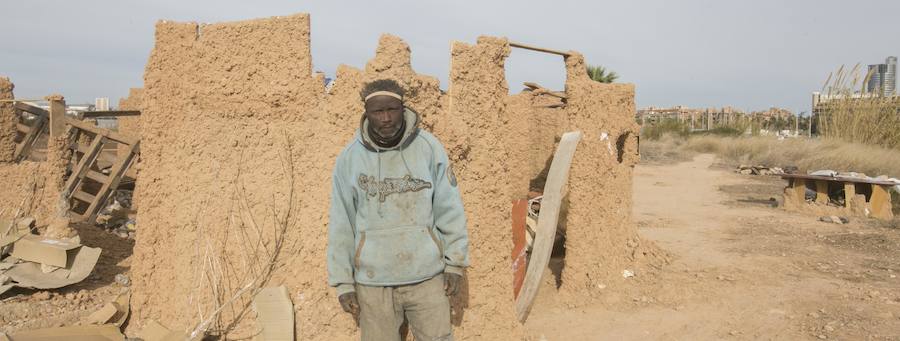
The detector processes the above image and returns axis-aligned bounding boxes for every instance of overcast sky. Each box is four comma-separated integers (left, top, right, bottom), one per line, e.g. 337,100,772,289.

1,0,898,114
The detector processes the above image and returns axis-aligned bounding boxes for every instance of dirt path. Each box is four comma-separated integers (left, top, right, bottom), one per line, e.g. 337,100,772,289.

526,154,900,340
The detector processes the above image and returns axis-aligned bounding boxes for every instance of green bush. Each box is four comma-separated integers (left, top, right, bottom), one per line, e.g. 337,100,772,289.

641,120,690,140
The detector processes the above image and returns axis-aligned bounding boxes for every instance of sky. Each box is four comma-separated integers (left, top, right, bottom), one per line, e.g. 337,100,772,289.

1,0,898,114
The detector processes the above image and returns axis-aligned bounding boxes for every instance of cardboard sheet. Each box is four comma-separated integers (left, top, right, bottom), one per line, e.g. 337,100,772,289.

136,320,186,341
10,235,81,268
252,286,294,341
4,246,101,289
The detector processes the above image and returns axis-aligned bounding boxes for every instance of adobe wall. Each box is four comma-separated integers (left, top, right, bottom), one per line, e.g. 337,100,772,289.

558,53,665,300
0,78,66,229
131,13,663,340
0,77,15,162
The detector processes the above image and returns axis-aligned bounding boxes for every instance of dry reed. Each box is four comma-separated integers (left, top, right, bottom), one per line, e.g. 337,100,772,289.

816,64,900,149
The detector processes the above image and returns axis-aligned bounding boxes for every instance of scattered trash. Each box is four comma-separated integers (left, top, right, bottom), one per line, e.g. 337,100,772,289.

818,216,850,225
737,165,784,176
5,324,124,341
253,286,294,341
622,269,635,278
84,291,130,327
10,234,82,268
1,225,101,295
115,274,131,287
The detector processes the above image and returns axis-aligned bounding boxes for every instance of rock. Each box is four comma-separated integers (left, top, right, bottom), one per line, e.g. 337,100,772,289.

33,291,51,300
818,334,827,339
824,325,835,332
818,216,849,225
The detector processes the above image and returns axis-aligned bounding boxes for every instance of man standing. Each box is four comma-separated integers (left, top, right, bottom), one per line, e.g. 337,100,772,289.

327,79,469,341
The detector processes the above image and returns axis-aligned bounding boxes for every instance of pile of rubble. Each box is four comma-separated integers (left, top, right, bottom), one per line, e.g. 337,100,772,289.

0,217,100,296
736,165,788,176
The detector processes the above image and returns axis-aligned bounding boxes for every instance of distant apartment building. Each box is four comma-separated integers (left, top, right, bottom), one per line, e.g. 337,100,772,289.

95,97,110,111
865,56,897,96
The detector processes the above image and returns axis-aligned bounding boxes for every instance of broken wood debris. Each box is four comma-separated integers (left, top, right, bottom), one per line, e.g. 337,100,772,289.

523,82,567,100
736,165,784,176
509,41,571,57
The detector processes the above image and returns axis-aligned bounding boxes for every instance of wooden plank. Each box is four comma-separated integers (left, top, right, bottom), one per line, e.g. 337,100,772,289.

523,82,567,99
72,190,96,203
82,141,138,223
780,173,897,186
13,116,47,162
815,180,829,205
81,110,141,118
511,199,529,299
843,182,855,209
63,136,105,197
16,123,30,133
64,117,137,146
85,170,110,184
14,102,49,117
515,131,582,323
869,185,894,220
509,41,571,57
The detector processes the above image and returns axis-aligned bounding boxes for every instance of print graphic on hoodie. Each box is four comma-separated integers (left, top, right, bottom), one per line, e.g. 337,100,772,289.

358,174,432,202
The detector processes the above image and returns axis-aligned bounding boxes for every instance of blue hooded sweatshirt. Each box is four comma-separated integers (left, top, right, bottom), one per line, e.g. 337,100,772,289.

327,108,469,296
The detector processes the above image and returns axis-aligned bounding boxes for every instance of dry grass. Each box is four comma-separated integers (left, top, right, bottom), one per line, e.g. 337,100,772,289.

682,135,900,178
817,64,900,149
639,134,696,164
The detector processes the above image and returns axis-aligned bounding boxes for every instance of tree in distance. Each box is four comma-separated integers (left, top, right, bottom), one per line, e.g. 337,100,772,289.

586,64,618,83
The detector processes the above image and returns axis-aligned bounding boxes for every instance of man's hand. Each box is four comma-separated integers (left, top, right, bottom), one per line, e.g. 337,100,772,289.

444,272,463,297
338,292,360,320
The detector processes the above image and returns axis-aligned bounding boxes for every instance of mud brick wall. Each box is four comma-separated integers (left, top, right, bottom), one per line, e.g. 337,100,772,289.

131,13,662,340
0,77,15,163
0,77,67,229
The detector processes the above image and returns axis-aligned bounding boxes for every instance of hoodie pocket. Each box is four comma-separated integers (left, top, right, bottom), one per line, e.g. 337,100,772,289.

356,225,445,284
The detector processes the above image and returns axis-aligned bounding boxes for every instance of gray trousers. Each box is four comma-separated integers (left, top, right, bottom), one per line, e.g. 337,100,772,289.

356,274,453,341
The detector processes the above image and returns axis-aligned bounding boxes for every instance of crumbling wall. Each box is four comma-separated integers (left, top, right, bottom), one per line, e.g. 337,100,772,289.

132,13,345,339
0,77,15,162
438,36,525,339
131,12,663,340
558,53,666,299
0,78,65,228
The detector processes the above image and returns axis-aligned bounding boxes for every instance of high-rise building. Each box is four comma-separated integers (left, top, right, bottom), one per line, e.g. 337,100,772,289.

865,56,897,96
885,56,897,96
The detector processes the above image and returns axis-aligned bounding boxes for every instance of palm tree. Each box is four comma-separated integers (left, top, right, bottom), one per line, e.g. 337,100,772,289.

586,65,618,83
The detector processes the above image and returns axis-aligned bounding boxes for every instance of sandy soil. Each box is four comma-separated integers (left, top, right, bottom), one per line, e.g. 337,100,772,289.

525,154,900,340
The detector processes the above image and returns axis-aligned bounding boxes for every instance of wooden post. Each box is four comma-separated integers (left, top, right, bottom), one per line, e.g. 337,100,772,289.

48,98,66,140
870,185,894,220
792,179,807,205
843,182,855,209
815,180,829,204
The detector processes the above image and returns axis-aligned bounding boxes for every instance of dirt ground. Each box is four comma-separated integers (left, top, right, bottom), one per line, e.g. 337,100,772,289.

525,154,900,340
3,153,900,340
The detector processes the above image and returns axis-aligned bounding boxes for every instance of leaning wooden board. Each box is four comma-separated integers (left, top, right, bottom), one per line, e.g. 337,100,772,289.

515,131,582,322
